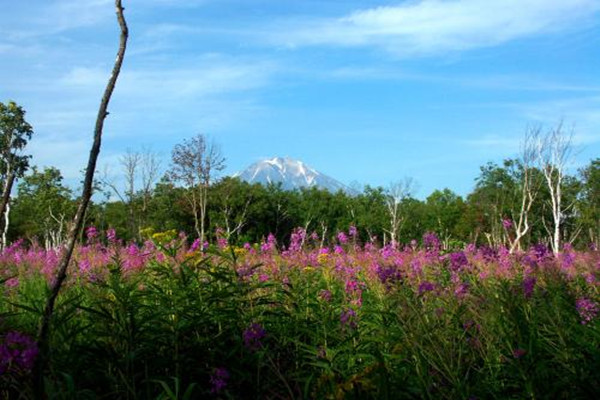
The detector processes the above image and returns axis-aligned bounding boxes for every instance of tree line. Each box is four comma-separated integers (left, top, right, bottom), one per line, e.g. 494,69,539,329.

2,100,599,253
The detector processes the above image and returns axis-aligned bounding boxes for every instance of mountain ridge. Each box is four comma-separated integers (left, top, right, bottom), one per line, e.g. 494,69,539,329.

233,157,354,194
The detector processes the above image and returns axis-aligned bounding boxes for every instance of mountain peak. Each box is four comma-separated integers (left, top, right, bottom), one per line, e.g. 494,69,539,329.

234,157,353,194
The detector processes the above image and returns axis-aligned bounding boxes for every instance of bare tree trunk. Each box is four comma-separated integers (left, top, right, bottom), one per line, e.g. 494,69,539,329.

509,128,540,253
2,201,9,249
33,1,128,395
0,169,15,249
200,183,207,243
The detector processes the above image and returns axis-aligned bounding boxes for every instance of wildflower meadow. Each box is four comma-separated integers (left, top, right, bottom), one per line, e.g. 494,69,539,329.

2,227,600,399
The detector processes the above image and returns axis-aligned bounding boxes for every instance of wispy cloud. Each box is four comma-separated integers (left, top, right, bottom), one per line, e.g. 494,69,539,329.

464,135,521,152
2,0,114,40
57,56,278,103
273,0,600,56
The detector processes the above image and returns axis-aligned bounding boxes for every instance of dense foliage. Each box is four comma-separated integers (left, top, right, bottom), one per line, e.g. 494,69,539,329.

7,155,600,252
2,229,600,398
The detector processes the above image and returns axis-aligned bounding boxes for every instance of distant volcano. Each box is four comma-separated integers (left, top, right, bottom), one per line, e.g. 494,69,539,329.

233,157,354,194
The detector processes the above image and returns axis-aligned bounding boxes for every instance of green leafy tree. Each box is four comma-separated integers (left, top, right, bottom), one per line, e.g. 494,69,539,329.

578,159,600,247
423,188,466,248
0,100,34,248
11,167,75,248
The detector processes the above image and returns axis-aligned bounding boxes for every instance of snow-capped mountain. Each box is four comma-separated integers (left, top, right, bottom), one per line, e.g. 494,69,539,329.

234,157,354,194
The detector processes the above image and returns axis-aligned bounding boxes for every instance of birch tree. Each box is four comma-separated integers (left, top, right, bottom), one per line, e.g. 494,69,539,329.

507,127,542,253
536,123,574,255
168,134,225,243
384,178,416,247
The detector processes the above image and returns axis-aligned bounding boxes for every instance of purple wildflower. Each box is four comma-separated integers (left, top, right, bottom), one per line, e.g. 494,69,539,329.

576,298,599,325
210,367,229,394
423,232,441,252
0,331,39,374
418,281,436,295
532,243,550,260
340,308,357,329
512,348,527,359
502,219,513,230
449,251,468,271
319,289,332,302
243,323,266,351
348,225,358,237
454,282,470,299
522,276,536,299
375,264,402,286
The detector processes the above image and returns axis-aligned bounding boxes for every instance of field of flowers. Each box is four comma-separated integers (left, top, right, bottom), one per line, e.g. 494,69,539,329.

2,227,600,399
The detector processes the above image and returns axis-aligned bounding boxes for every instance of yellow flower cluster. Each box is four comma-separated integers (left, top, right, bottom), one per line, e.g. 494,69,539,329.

151,229,178,245
317,253,329,264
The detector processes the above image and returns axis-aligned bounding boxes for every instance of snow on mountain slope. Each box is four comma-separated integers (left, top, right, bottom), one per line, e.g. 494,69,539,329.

234,157,354,194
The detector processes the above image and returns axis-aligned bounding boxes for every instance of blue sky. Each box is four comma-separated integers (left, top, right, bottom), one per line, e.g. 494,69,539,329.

1,0,599,198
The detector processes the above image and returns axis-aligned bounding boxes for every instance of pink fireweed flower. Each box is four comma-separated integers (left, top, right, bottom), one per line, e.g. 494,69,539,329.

337,231,348,244
345,279,362,296
261,234,277,253
454,282,470,299
364,241,377,252
106,228,117,243
85,226,98,241
502,219,513,230
4,277,19,289
288,228,306,252
576,298,599,325
190,238,201,252
78,259,91,274
217,237,228,249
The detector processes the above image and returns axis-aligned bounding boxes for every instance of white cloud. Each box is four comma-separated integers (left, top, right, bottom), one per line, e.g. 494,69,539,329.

275,0,600,56
464,135,521,152
3,0,114,40
60,67,109,88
